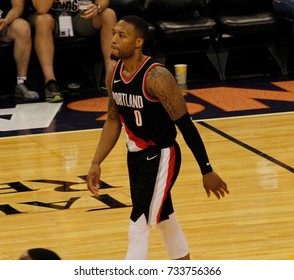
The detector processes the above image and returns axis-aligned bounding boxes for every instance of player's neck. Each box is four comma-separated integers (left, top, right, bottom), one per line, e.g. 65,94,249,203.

122,54,145,77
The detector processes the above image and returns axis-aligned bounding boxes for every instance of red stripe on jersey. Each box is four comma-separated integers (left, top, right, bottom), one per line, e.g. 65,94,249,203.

120,115,157,150
156,146,176,223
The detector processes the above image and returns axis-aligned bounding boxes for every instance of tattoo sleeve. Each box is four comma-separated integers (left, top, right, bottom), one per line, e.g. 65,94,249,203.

147,66,213,174
146,66,188,121
107,93,120,122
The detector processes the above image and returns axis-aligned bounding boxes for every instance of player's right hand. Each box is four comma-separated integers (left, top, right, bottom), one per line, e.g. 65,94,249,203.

86,163,101,196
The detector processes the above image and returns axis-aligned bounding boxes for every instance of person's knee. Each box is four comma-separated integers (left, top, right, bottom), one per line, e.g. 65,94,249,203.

155,214,190,260
104,8,116,19
128,214,150,240
99,8,117,25
91,8,117,30
126,215,151,260
34,13,55,32
7,19,31,40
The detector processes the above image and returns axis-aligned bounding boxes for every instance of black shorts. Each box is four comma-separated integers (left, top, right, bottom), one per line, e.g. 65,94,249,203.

127,142,181,225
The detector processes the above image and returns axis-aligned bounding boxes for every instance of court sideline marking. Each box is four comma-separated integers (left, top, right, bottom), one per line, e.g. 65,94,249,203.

199,121,294,173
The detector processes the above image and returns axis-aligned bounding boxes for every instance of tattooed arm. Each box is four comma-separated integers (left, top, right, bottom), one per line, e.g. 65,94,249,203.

146,65,229,199
146,65,188,121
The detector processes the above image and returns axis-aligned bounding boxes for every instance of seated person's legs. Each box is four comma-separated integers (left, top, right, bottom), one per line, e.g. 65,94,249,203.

28,13,63,103
92,8,117,72
72,7,116,72
1,18,39,102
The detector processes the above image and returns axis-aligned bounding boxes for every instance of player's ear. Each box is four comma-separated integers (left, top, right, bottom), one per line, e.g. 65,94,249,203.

136,38,144,48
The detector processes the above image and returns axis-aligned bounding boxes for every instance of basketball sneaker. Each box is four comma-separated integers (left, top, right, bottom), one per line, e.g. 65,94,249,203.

45,80,63,103
15,81,39,102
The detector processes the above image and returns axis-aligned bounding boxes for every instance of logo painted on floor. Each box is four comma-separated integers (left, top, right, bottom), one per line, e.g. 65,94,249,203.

0,179,131,216
67,81,294,119
0,102,62,132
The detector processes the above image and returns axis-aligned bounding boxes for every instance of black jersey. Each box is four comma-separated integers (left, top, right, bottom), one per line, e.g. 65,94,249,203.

111,56,177,152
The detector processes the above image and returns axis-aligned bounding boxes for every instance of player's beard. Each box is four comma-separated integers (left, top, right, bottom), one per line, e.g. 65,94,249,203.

110,48,135,61
110,54,119,61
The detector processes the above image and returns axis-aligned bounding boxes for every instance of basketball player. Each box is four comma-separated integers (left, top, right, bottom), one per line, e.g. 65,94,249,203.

86,15,229,260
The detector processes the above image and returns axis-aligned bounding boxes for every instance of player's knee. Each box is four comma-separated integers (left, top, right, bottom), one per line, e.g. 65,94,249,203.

155,214,190,259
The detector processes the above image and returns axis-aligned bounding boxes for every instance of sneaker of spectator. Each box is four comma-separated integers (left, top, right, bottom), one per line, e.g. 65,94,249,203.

45,79,63,103
15,80,39,102
0,0,37,103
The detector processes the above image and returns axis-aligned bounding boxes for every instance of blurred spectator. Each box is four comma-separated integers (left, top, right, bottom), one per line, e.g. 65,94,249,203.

0,0,39,102
27,0,117,103
19,248,61,260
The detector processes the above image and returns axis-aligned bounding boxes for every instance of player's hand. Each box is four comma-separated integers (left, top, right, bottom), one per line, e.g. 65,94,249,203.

202,171,229,199
86,163,101,196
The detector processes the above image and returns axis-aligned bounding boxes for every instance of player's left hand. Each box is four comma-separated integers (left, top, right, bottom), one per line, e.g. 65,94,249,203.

202,171,229,199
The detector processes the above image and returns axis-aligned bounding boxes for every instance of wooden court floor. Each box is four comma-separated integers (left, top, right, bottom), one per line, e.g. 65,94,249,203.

0,110,293,260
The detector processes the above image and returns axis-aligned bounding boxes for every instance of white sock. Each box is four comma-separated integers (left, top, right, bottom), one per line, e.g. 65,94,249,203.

17,77,27,85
